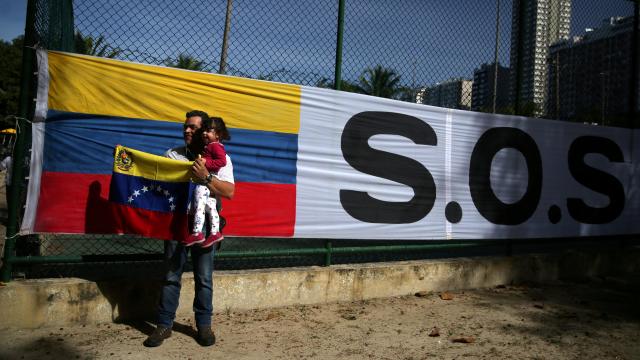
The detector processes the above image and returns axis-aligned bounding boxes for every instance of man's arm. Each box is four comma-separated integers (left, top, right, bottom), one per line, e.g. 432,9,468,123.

192,157,235,199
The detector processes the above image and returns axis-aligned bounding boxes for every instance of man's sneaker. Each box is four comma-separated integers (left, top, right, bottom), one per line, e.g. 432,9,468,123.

143,326,172,347
200,232,224,248
196,326,216,346
183,232,205,246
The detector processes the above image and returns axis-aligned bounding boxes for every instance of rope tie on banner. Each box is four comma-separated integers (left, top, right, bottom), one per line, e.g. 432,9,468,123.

4,232,22,241
24,40,40,51
10,116,33,137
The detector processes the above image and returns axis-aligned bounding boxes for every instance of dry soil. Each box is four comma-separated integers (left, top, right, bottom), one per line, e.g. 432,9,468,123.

0,279,638,360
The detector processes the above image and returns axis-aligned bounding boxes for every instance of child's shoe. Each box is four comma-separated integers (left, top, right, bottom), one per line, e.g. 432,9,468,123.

183,232,205,246
201,232,224,248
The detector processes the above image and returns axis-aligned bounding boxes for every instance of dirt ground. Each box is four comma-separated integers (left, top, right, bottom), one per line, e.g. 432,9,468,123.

0,279,638,360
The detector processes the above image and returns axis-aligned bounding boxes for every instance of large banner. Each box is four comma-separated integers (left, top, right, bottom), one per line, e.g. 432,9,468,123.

22,50,640,240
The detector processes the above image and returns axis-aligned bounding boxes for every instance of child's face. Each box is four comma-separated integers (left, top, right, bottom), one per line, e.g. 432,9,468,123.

202,128,219,144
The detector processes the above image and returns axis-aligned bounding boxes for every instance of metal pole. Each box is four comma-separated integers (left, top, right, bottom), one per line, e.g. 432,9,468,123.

492,0,501,113
630,0,639,129
513,0,524,115
601,72,606,125
324,240,332,266
333,0,345,90
556,52,560,119
218,0,233,74
1,0,37,282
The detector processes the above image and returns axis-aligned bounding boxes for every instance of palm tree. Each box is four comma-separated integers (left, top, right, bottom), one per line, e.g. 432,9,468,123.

315,77,359,93
74,32,122,58
355,65,402,98
164,54,204,71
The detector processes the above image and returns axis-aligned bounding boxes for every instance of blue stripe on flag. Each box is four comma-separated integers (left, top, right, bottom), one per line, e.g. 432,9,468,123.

108,172,194,213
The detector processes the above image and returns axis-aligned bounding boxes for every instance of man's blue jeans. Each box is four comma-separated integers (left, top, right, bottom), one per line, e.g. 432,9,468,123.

157,240,214,328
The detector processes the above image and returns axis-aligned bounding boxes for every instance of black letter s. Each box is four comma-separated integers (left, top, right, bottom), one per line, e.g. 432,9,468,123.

567,136,625,224
340,112,436,223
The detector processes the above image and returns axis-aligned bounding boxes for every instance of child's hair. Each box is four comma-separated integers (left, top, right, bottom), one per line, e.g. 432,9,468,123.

202,116,231,141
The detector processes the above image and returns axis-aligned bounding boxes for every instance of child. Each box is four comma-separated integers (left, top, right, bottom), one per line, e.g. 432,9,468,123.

184,116,231,248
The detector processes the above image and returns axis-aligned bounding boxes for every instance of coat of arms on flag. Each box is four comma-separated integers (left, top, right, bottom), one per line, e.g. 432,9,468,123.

108,145,195,241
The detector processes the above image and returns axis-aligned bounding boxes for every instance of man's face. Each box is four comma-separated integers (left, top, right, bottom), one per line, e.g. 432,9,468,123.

183,116,203,146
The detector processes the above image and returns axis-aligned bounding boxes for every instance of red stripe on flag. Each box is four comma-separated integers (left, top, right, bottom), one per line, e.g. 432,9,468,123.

34,172,112,233
110,204,189,242
214,182,296,237
34,172,296,238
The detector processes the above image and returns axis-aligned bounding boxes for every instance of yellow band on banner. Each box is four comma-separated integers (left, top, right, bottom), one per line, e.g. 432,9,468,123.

48,51,301,134
113,145,192,182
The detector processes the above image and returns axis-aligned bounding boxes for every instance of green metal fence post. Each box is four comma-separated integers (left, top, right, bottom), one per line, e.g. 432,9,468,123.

512,0,524,115
219,0,233,74
325,240,332,266
325,0,345,265
333,0,345,90
629,0,639,130
1,0,37,283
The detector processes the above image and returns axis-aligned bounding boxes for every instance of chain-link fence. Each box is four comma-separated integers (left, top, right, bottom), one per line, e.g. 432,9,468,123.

2,0,639,280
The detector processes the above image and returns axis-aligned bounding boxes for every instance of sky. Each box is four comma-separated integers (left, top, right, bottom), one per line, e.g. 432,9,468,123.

0,0,27,41
0,0,635,87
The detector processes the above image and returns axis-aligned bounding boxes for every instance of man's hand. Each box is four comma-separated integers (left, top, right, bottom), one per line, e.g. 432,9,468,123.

192,156,209,182
192,157,235,199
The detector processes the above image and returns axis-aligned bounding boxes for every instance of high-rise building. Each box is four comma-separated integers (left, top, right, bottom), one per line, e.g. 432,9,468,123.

510,0,572,115
417,78,473,110
547,16,634,124
471,62,511,112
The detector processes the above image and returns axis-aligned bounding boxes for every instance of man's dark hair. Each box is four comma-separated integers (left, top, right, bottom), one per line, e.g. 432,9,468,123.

185,110,210,122
202,116,231,141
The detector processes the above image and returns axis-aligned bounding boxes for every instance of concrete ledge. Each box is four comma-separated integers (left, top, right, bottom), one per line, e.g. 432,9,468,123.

1,249,638,329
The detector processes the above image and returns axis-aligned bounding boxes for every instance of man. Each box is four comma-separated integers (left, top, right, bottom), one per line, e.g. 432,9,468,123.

144,110,235,347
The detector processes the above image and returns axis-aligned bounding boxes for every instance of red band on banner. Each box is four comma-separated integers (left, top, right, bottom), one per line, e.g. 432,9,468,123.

34,172,295,238
34,172,113,234
221,182,296,237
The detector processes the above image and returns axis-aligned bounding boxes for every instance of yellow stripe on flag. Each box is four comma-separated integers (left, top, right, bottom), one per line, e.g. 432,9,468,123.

113,145,192,182
48,51,301,134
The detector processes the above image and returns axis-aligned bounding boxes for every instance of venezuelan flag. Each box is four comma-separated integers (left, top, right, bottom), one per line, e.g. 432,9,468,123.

22,50,299,238
109,145,194,241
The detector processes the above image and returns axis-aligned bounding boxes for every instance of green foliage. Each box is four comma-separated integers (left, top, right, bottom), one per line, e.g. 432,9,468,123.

0,36,23,129
74,32,122,58
394,86,418,102
315,77,359,93
164,54,204,71
355,65,401,98
517,102,541,117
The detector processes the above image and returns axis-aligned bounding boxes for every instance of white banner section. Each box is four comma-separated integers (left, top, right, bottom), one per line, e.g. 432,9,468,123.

294,87,638,239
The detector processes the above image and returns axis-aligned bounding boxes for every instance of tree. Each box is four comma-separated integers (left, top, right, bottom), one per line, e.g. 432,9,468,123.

355,65,402,98
394,85,419,102
0,36,23,129
164,54,204,71
74,32,122,58
315,77,359,93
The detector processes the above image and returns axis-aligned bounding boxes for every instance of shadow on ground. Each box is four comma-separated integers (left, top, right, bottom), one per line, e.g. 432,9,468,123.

0,337,83,359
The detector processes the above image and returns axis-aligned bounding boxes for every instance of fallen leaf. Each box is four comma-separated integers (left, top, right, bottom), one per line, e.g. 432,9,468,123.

451,336,475,343
440,292,454,300
428,327,440,337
